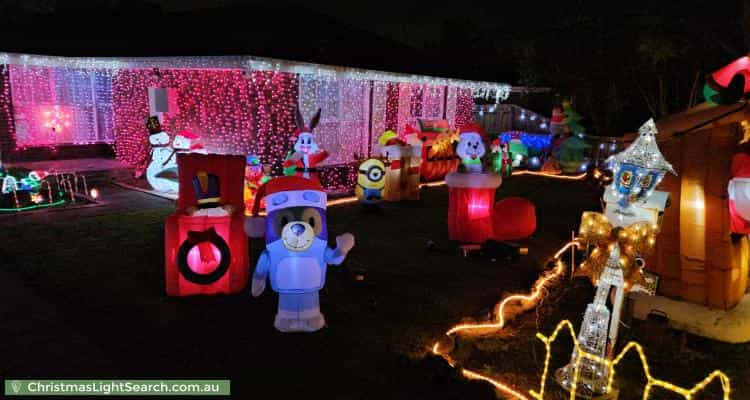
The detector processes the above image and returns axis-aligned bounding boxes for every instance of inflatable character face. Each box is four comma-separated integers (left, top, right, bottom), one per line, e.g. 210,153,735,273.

267,206,328,251
456,132,486,161
149,131,170,146
357,158,386,191
294,132,319,155
293,107,322,156
172,134,191,150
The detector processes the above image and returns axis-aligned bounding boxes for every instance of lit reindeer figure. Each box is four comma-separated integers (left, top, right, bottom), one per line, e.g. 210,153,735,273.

283,108,329,180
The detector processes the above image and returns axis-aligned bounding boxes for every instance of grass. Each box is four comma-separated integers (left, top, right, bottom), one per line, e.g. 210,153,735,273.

0,175,746,399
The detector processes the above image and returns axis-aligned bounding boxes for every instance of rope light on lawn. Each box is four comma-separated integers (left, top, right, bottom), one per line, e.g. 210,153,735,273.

432,239,732,400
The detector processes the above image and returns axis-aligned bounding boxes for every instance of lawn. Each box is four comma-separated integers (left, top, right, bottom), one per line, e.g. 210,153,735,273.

0,175,746,399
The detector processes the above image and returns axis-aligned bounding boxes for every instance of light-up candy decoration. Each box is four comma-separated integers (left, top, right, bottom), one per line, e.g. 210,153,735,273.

606,118,676,209
42,105,72,133
283,108,329,181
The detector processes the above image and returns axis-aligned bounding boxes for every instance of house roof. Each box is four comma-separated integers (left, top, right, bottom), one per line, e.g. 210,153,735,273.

619,102,750,143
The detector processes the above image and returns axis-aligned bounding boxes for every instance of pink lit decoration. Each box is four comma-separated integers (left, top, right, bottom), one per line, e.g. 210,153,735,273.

41,105,72,133
318,163,359,192
467,196,491,219
370,81,389,154
113,69,298,176
186,243,223,275
446,172,502,244
445,86,458,126
8,65,114,148
454,88,474,127
0,65,15,151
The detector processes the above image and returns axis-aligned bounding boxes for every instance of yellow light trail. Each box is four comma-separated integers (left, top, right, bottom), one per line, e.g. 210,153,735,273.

432,239,733,400
529,320,732,400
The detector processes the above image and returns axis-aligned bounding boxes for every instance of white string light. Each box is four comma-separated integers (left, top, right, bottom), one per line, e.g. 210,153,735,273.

0,52,514,101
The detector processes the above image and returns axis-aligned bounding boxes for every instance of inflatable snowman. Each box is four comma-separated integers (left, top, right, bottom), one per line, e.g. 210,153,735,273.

146,128,179,193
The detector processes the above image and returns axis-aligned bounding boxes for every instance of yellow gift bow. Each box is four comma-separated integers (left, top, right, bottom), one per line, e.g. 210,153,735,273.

576,211,659,289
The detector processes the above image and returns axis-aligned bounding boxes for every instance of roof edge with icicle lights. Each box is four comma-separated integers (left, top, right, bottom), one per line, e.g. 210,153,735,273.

0,52,543,103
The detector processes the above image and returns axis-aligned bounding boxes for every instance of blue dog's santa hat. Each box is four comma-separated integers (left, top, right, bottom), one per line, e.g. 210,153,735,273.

244,176,327,238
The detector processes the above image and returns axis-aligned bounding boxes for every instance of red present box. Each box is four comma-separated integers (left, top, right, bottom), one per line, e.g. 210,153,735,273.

165,154,249,296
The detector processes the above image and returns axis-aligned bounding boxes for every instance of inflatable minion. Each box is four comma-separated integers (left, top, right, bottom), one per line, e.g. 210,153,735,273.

355,158,386,205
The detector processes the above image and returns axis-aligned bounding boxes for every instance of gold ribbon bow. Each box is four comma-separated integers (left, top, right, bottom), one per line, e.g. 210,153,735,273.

576,212,659,289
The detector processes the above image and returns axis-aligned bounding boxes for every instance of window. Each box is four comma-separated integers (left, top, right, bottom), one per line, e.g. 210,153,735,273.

9,65,114,147
298,75,371,165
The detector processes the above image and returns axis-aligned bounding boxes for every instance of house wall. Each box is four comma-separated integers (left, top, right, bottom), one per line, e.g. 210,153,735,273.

653,121,749,309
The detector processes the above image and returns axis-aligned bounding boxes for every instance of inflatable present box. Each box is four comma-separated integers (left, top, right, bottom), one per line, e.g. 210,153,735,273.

164,154,250,296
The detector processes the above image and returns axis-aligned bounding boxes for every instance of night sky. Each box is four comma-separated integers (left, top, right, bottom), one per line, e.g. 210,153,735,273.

1,0,747,133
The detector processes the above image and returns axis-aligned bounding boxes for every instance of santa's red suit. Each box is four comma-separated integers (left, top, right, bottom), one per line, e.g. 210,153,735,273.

729,153,750,234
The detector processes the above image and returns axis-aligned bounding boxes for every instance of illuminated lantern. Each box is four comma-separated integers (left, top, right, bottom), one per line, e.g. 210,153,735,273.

605,119,676,210
244,176,355,332
164,154,249,296
728,153,750,234
446,172,502,243
355,158,386,205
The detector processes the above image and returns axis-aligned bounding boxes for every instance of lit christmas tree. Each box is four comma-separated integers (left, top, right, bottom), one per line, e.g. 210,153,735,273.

562,100,585,135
